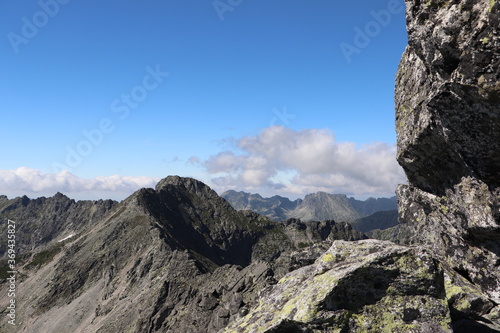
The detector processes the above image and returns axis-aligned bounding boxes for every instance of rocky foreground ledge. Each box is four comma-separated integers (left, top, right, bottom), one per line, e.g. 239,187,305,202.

222,239,451,332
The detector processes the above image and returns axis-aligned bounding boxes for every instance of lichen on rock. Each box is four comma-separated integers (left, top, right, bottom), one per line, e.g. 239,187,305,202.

220,240,452,333
394,0,500,330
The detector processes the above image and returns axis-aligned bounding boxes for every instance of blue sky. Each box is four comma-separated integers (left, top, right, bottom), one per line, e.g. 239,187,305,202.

0,0,408,200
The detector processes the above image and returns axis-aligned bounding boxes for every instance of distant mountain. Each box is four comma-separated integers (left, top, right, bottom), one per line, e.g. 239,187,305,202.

350,210,399,233
347,196,399,217
222,190,397,223
220,191,300,221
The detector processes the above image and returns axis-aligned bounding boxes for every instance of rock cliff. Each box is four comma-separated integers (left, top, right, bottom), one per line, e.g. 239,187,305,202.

395,0,500,330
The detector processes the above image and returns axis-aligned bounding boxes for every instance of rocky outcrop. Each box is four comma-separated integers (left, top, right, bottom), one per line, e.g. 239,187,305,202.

396,0,499,194
223,240,500,332
395,0,500,330
221,239,452,333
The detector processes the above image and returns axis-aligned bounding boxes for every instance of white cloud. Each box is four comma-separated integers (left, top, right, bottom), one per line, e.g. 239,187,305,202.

203,126,406,198
0,167,159,201
0,127,407,201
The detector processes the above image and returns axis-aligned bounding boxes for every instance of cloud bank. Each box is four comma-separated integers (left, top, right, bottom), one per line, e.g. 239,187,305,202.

0,167,159,201
201,126,406,198
0,127,406,201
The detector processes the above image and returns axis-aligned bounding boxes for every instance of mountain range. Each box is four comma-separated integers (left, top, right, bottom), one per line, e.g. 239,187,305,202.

221,190,398,223
0,176,367,332
1,0,499,331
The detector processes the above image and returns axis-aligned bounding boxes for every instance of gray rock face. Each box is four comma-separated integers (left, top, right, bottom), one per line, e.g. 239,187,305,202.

0,193,117,258
395,0,500,330
397,180,500,301
396,0,499,194
221,239,452,333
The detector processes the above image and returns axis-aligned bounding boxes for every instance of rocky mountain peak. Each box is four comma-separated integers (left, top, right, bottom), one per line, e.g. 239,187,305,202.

303,191,347,202
53,191,70,199
0,194,118,259
156,175,207,192
222,190,397,224
154,175,226,206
